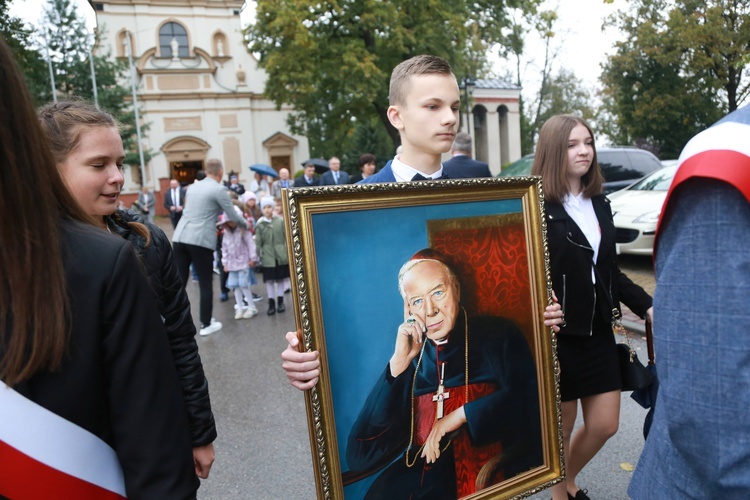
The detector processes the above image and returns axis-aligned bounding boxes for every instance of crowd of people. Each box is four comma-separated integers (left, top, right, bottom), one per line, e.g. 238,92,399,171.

2,29,748,499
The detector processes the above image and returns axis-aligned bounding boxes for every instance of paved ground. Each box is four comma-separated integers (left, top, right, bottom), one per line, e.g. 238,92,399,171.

153,217,655,499
617,254,655,336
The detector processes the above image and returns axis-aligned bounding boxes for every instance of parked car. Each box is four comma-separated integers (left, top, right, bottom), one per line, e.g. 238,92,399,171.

498,147,663,194
500,154,534,176
607,164,678,256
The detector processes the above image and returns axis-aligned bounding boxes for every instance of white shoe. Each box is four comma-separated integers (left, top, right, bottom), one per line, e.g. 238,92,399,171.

235,309,244,320
199,321,222,336
243,307,258,319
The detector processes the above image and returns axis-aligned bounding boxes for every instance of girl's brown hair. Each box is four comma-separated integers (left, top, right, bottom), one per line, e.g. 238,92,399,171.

531,114,604,203
38,100,151,245
0,39,92,385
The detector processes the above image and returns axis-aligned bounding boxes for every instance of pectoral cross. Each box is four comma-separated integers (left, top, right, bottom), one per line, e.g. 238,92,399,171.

432,363,450,420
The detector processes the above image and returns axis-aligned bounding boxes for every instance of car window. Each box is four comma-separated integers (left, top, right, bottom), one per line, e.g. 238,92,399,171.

629,165,678,191
598,151,633,182
627,151,662,177
498,155,534,176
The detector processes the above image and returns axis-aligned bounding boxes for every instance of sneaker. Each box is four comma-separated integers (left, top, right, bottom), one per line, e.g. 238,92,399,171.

199,321,222,336
220,292,229,302
243,307,258,319
252,293,263,302
235,309,244,320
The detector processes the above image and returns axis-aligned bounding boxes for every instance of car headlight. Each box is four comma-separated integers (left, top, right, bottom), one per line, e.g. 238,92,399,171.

632,211,661,224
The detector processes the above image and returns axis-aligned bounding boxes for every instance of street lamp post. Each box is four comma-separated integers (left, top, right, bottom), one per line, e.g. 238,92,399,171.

461,76,476,148
124,34,147,187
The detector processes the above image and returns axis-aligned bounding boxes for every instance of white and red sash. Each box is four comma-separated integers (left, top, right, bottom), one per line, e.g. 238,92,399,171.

0,382,126,499
656,110,750,252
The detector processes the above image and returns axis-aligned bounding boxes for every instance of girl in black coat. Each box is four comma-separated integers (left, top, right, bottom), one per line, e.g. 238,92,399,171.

38,100,217,478
532,115,653,500
0,38,197,498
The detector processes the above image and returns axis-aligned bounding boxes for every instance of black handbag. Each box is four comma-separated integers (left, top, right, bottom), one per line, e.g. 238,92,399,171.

587,251,653,392
617,341,652,392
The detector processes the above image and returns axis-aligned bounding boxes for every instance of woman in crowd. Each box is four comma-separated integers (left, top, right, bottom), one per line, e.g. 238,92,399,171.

532,115,653,500
38,100,217,479
0,37,198,497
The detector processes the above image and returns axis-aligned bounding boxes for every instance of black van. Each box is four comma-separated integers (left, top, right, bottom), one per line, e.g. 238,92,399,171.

498,146,662,194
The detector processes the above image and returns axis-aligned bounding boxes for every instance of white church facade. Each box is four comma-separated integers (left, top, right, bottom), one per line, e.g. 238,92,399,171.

89,0,310,214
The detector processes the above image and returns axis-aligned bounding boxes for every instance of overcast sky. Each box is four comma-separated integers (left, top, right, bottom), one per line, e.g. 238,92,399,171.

11,0,624,96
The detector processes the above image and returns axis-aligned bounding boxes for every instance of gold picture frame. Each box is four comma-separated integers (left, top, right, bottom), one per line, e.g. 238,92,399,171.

282,177,563,499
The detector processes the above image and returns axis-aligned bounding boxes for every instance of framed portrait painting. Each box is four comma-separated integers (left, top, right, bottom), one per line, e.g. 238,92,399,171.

282,177,563,499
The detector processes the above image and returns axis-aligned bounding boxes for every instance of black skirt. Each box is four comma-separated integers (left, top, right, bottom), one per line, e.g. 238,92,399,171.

556,307,621,401
262,263,290,282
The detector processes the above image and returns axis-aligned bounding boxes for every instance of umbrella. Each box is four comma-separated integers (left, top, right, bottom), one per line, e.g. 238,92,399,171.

302,158,329,174
249,163,279,179
631,320,658,439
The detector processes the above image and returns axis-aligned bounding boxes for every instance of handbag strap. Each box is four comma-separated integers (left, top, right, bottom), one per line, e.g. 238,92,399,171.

585,251,637,356
645,319,655,366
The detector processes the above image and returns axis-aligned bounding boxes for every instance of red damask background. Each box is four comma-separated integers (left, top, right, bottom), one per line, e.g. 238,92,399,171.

428,215,535,351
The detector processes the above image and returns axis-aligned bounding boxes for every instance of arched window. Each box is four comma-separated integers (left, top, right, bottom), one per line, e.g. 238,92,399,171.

159,22,189,58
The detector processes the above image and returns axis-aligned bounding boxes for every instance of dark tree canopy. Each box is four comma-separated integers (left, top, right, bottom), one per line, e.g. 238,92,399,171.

600,0,743,158
245,0,541,159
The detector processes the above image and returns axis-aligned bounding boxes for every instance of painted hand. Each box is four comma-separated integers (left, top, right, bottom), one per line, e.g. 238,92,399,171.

421,406,466,463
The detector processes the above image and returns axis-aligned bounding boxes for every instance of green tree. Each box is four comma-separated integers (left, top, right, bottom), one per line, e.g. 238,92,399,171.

245,0,541,156
600,0,737,158
501,7,594,155
536,70,596,127
0,0,50,104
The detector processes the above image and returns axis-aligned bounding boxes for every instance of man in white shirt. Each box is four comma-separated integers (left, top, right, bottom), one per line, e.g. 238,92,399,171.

163,179,186,228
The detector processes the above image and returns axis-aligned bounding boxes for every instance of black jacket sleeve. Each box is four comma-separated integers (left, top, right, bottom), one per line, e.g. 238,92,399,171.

149,225,217,447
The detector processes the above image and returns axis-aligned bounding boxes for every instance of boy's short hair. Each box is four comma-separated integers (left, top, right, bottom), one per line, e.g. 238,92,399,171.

389,55,455,106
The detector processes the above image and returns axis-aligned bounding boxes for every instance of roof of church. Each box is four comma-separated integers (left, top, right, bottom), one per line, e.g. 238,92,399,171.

473,78,521,91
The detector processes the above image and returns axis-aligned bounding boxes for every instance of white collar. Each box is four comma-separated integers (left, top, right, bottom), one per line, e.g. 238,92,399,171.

391,155,444,182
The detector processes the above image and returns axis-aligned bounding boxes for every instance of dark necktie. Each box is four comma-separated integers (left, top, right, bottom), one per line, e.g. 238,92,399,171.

411,172,450,181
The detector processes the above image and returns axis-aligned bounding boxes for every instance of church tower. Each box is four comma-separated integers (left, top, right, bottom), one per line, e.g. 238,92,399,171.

89,0,309,211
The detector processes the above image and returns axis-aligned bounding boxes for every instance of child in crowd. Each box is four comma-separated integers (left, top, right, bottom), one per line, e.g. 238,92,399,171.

219,206,259,320
273,197,284,217
255,196,290,315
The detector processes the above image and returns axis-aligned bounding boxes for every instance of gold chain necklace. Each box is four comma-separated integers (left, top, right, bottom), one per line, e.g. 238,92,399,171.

405,307,469,467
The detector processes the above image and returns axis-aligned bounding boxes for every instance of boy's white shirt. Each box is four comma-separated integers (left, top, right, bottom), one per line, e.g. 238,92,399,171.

391,154,444,182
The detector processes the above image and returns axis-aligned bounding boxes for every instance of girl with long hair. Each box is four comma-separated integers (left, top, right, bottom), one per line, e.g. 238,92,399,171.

532,115,653,500
38,99,217,478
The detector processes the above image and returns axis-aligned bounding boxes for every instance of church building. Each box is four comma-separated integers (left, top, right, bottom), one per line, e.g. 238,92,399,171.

89,0,310,214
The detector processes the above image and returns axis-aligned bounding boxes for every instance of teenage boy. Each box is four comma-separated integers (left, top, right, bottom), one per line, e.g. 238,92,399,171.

360,55,460,183
281,54,462,387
